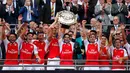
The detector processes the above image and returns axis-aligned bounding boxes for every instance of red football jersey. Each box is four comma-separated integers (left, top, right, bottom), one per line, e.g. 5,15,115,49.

99,47,109,65
5,42,19,65
20,42,35,64
33,40,46,64
60,43,73,65
47,38,59,58
86,43,99,65
112,49,125,69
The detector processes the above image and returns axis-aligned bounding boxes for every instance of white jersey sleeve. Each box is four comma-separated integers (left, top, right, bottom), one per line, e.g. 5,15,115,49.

16,37,23,50
33,44,38,54
84,39,89,51
96,39,101,52
3,38,9,51
109,45,114,56
59,40,63,53
123,49,128,57
44,40,49,52
124,43,130,56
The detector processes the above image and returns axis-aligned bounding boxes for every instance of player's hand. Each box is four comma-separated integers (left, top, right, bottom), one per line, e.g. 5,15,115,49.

120,24,126,30
118,57,123,64
82,20,87,26
37,57,41,63
110,28,115,34
18,14,23,21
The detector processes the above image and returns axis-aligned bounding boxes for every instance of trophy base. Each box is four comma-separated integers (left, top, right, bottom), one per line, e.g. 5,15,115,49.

61,24,70,29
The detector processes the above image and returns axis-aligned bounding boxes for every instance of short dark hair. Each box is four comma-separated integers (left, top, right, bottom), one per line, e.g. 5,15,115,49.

114,39,121,43
7,33,17,40
68,31,74,34
37,32,44,35
90,30,97,35
63,33,70,38
27,32,34,36
89,34,96,38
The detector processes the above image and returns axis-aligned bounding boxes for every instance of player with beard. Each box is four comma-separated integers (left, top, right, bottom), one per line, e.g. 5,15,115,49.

1,23,24,70
32,32,48,70
109,28,128,70
18,32,41,70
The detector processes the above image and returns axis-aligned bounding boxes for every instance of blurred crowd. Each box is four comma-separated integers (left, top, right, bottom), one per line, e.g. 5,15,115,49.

0,0,130,71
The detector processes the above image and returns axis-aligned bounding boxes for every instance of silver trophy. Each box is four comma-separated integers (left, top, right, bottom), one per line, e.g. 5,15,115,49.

57,10,77,26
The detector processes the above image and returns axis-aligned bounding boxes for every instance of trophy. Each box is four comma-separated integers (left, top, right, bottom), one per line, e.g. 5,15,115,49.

57,10,77,28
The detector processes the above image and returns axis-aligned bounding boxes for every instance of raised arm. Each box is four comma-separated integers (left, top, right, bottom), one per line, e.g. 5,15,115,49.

120,24,127,44
82,20,87,40
18,23,28,40
109,28,114,46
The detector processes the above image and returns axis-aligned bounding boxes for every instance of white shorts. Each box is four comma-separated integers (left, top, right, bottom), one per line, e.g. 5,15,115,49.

57,67,75,70
112,68,126,70
84,67,100,70
47,58,60,70
2,66,18,70
100,67,111,70
32,64,45,70
18,64,32,70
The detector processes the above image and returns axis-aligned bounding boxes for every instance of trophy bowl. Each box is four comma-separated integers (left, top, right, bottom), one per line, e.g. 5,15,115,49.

58,10,77,26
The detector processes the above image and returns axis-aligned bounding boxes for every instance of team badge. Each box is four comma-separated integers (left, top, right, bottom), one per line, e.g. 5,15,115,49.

30,46,33,48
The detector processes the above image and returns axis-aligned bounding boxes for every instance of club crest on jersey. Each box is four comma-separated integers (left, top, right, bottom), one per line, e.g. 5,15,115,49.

30,46,33,48
121,50,123,53
14,43,17,46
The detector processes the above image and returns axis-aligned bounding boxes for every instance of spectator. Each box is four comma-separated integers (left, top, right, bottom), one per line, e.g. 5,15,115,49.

111,0,128,23
107,16,120,38
43,24,49,40
38,0,45,23
19,0,38,23
72,0,82,19
2,0,18,24
43,0,62,24
86,18,97,30
125,0,130,24
106,0,114,23
78,0,93,23
63,0,78,14
95,0,111,25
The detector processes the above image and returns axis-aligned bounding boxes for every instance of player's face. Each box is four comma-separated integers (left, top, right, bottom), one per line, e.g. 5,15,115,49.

101,36,106,45
121,40,124,47
64,35,70,43
38,33,44,40
9,34,16,42
114,33,120,39
115,40,121,49
89,34,96,43
68,32,73,39
51,0,56,2
27,34,33,40
107,0,112,3
84,0,88,3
